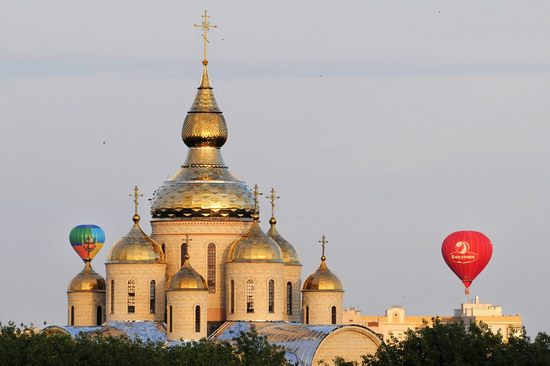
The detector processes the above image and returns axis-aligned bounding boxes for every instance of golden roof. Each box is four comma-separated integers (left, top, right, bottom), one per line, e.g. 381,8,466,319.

107,215,165,264
166,255,208,291
228,221,283,263
302,257,344,292
67,261,106,292
150,61,254,220
267,217,301,265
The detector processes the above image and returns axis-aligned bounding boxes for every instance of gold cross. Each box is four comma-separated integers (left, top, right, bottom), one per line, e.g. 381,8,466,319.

253,184,263,214
182,233,193,247
266,188,280,218
319,235,328,257
194,10,217,63
130,186,143,216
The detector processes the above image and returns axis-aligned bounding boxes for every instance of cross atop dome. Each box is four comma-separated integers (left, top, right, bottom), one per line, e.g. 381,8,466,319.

130,185,143,223
194,10,217,65
319,235,328,260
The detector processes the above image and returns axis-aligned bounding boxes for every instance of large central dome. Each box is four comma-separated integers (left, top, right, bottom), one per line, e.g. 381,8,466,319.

151,62,254,219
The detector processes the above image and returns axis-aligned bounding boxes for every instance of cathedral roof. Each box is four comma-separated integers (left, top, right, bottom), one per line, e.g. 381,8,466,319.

303,256,344,292
228,221,283,263
267,217,301,265
150,60,254,220
107,214,165,264
67,260,105,292
166,255,208,291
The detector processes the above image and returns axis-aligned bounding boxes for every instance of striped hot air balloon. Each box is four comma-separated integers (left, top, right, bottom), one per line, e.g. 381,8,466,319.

69,224,105,262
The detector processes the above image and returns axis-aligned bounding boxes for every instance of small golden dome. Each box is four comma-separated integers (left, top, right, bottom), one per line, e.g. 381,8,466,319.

166,255,208,291
228,221,283,263
107,217,165,264
303,258,344,292
67,261,106,292
267,221,301,265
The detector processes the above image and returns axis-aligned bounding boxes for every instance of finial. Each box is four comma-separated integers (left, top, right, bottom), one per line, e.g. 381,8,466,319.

252,184,262,221
182,234,193,261
266,188,280,226
319,235,328,261
130,186,143,223
194,10,217,65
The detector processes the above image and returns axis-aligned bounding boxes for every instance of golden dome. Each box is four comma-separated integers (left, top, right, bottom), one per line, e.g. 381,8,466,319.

228,221,283,263
166,255,208,291
303,257,344,292
67,261,106,292
150,62,254,220
107,215,165,263
267,218,301,265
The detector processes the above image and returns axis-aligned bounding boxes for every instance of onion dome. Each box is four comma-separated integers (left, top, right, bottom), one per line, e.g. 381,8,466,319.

166,254,208,291
267,217,301,265
107,213,165,264
150,59,254,219
67,261,106,292
303,256,344,292
228,221,283,263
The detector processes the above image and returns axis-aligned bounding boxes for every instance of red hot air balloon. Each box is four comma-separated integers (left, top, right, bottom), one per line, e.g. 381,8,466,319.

441,231,493,294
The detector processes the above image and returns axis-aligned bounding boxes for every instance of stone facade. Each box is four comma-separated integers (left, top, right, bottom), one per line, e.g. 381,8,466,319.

151,219,251,322
283,264,302,322
166,289,208,341
105,263,166,322
312,326,381,366
302,291,344,325
67,291,105,327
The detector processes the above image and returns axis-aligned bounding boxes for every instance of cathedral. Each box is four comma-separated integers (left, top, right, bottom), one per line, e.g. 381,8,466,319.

57,11,382,366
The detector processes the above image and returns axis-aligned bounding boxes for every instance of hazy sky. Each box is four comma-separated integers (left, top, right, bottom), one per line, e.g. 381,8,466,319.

1,1,549,335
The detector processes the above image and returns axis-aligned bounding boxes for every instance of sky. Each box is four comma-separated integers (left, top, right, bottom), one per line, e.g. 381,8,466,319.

1,1,549,335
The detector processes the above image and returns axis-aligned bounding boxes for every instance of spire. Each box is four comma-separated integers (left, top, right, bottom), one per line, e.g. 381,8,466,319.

252,184,262,221
266,188,280,227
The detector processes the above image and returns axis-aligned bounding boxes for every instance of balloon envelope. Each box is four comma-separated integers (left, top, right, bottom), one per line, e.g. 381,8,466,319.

69,224,105,262
441,231,493,294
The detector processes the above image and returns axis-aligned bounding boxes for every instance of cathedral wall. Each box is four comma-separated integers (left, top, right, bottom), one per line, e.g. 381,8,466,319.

67,291,105,326
225,262,284,321
150,219,251,322
283,264,302,322
166,290,208,341
302,291,344,325
312,327,381,366
105,263,166,322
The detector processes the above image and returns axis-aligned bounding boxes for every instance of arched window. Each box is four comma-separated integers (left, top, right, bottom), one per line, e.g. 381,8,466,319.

127,280,136,313
96,306,102,326
230,280,235,314
331,306,337,324
286,282,292,315
207,243,216,293
180,242,188,267
169,305,173,332
70,306,74,326
149,280,156,314
246,280,255,313
110,280,115,314
305,306,309,324
195,305,201,333
268,280,275,313
161,243,166,255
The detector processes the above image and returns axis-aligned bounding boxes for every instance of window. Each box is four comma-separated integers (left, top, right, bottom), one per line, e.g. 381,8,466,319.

246,280,255,313
127,280,136,313
110,280,115,314
230,280,235,314
207,243,216,293
305,306,309,324
161,243,166,255
70,306,74,326
96,306,102,326
181,243,188,267
268,280,275,313
331,306,337,324
286,282,292,315
169,305,173,332
149,280,156,314
195,305,201,333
